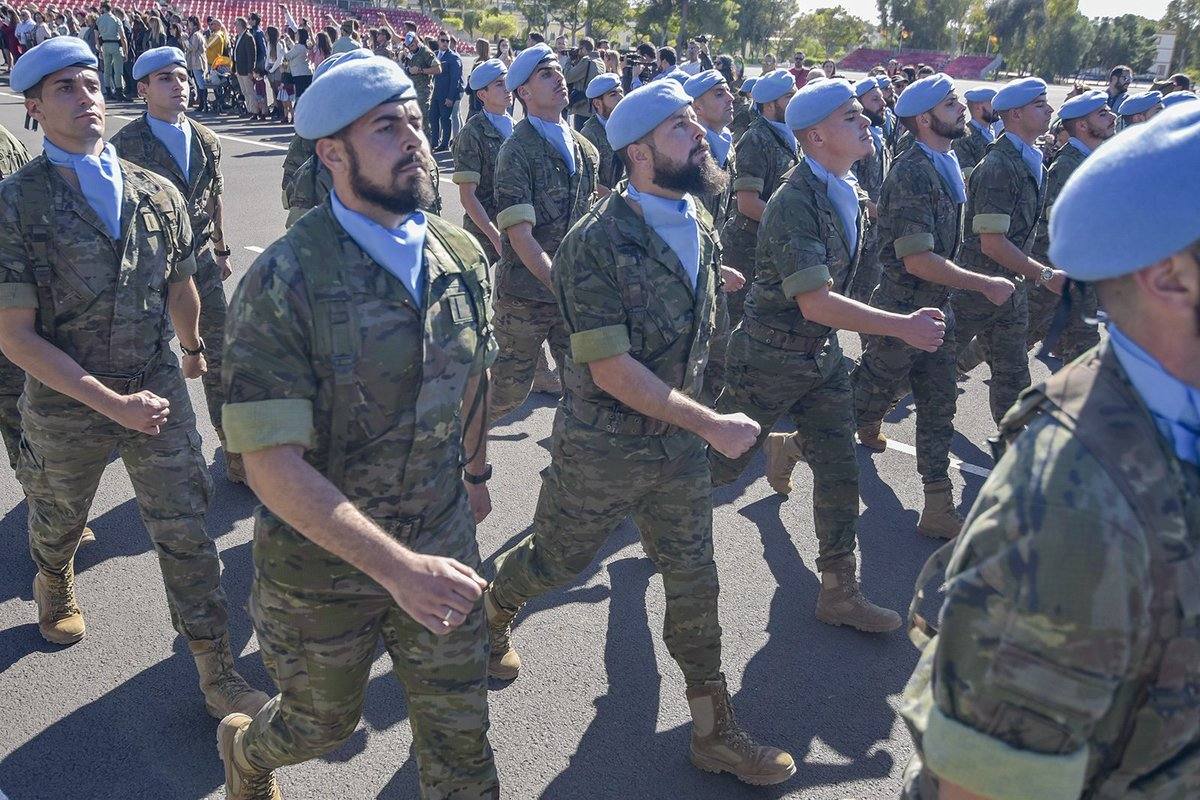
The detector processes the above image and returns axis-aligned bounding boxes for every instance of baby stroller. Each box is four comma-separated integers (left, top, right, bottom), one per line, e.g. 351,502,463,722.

207,62,245,116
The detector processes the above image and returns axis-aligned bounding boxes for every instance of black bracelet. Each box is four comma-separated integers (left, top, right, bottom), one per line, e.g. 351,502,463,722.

181,337,206,356
463,463,492,484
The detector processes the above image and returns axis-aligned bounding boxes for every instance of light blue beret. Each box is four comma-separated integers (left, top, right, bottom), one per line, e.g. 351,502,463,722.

1118,90,1163,116
752,69,796,104
133,46,186,81
877,75,892,90
506,43,556,91
894,73,954,117
992,77,1047,112
1057,89,1107,120
606,79,692,151
1049,104,1200,280
586,72,621,99
1162,91,1199,108
295,55,417,140
659,67,691,86
684,69,726,99
468,58,507,91
785,78,855,130
854,77,877,98
963,87,996,103
312,48,372,81
11,36,97,93
739,77,758,96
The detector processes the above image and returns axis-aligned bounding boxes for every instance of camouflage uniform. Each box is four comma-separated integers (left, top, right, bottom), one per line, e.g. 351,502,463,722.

490,184,726,687
111,114,230,464
0,123,31,469
490,118,598,421
901,342,1200,800
711,159,863,571
949,123,990,180
1027,141,1099,362
951,134,1046,423
892,128,915,158
221,201,500,799
407,45,438,136
280,133,315,207
852,145,960,486
730,95,754,142
698,143,736,405
0,155,228,642
285,153,442,229
848,130,891,304
450,111,506,262
579,114,624,192
721,115,798,330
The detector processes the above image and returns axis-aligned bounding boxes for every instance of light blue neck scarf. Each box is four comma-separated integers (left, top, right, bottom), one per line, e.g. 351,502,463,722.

626,182,700,291
916,141,967,204
483,110,514,140
330,191,428,308
1066,136,1093,157
595,114,608,127
805,157,859,254
969,118,996,144
1109,323,1200,466
1005,131,1044,187
146,113,192,179
528,115,576,175
705,126,733,168
44,138,123,240
767,118,797,155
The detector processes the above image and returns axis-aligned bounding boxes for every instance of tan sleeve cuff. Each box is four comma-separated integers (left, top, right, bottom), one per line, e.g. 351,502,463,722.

452,170,481,185
732,177,765,194
496,203,536,231
0,283,39,308
895,232,936,259
570,324,630,363
169,252,197,283
222,398,316,453
923,703,1089,800
973,213,1012,235
781,264,833,299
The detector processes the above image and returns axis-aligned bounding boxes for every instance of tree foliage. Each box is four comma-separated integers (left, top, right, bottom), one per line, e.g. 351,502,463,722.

1163,0,1200,76
1084,14,1158,73
780,8,871,60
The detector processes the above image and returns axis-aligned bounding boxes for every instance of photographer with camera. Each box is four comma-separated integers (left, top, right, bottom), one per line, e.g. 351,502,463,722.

564,37,602,131
621,41,657,91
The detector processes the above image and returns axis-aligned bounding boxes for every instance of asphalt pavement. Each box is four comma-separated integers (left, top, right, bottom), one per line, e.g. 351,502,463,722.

0,73,1066,800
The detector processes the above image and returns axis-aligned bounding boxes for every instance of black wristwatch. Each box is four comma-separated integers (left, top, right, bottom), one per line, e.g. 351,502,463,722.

214,246,232,257
463,464,492,484
181,338,206,356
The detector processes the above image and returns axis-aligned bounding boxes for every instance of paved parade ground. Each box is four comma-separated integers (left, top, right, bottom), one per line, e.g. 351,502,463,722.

0,73,1071,799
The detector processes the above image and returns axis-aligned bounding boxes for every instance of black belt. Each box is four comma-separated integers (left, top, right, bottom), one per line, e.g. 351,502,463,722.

563,394,676,436
90,356,160,395
740,316,829,355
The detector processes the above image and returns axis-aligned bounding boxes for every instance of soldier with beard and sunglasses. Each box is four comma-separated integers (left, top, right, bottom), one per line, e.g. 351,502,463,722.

851,75,1015,541
216,55,500,800
483,81,796,788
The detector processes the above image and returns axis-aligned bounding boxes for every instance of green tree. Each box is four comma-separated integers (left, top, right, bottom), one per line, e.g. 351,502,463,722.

479,10,520,40
782,7,870,60
1163,0,1200,75
1084,14,1158,73
878,0,972,51
734,0,791,55
1028,0,1095,80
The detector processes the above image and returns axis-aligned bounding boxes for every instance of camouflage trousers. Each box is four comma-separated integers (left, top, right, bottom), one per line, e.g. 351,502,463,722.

0,356,24,470
1025,281,1101,364
852,285,957,485
720,223,758,329
490,413,723,688
17,364,227,641
950,281,1031,424
700,290,730,407
711,330,859,571
242,504,497,799
847,226,882,306
488,293,570,423
196,249,229,447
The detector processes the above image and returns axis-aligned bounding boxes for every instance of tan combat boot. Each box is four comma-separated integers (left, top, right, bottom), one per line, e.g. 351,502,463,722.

79,525,96,544
856,423,887,452
218,713,282,800
917,479,963,539
815,555,901,633
33,565,86,645
484,587,522,680
226,452,247,485
686,681,796,786
191,635,271,718
762,432,804,495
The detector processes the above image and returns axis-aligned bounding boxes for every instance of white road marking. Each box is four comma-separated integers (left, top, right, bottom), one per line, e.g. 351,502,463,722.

881,438,993,478
244,245,264,253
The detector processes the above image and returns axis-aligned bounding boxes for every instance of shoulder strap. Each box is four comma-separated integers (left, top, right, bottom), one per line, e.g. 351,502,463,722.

603,201,647,356
19,162,60,340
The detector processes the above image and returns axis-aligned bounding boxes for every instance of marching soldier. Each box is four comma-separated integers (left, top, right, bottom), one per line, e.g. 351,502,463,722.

451,58,513,261
579,72,625,196
489,44,598,421
0,37,266,717
111,47,240,481
729,76,757,141
402,31,441,136
0,121,32,471
217,55,500,799
484,81,795,786
712,79,945,631
950,87,997,180
901,102,1200,800
1117,90,1164,127
848,76,891,305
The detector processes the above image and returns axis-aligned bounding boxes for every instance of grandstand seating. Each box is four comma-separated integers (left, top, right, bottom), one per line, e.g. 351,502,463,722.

838,48,997,80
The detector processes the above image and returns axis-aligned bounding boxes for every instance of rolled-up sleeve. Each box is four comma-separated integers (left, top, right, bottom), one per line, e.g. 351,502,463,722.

554,232,629,364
